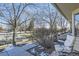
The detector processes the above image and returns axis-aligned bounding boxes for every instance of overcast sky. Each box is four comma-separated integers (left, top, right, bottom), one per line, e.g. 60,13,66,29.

0,3,70,29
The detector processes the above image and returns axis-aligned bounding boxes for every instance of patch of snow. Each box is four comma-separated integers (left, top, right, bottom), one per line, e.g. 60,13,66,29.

31,48,35,53
22,43,37,50
63,46,72,53
0,52,8,56
6,47,31,56
50,51,59,56
40,52,48,56
55,35,73,53
55,45,64,52
4,44,14,51
64,35,74,47
58,40,64,43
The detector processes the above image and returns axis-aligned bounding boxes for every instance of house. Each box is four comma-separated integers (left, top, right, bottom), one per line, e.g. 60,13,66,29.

53,3,79,51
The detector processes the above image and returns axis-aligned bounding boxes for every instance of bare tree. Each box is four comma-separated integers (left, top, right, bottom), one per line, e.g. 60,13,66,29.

0,3,34,46
27,18,35,31
58,16,67,33
41,4,59,41
32,4,60,53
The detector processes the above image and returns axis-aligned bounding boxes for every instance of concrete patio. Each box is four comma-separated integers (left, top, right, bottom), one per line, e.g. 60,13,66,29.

0,43,38,56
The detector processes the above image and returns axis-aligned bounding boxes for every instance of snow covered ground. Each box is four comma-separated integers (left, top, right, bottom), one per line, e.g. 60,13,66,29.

0,43,37,56
0,33,77,56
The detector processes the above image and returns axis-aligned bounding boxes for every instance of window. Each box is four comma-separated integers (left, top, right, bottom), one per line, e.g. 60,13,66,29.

75,14,79,36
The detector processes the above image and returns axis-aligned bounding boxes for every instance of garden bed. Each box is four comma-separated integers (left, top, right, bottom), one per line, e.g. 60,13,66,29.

27,45,51,56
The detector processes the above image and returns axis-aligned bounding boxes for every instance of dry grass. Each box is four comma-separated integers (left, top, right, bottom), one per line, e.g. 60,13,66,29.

0,45,7,49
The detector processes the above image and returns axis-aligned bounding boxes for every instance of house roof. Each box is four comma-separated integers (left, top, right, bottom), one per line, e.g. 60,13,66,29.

53,3,79,23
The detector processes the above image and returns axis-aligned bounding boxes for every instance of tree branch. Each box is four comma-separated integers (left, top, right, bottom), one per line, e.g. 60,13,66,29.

0,22,10,25
18,18,30,26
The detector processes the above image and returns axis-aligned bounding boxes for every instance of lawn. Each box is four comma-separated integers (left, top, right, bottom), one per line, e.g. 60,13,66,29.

0,32,34,50
18,33,33,38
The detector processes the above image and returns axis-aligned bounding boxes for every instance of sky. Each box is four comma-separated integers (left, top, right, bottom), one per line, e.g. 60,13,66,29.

0,3,70,29
75,14,79,21
75,14,79,27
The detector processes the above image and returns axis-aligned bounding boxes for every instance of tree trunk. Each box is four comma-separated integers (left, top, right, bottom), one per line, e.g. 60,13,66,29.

13,28,16,46
50,28,55,51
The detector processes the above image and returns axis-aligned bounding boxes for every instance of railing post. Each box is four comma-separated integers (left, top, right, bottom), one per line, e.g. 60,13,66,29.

71,13,76,52
72,13,75,36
